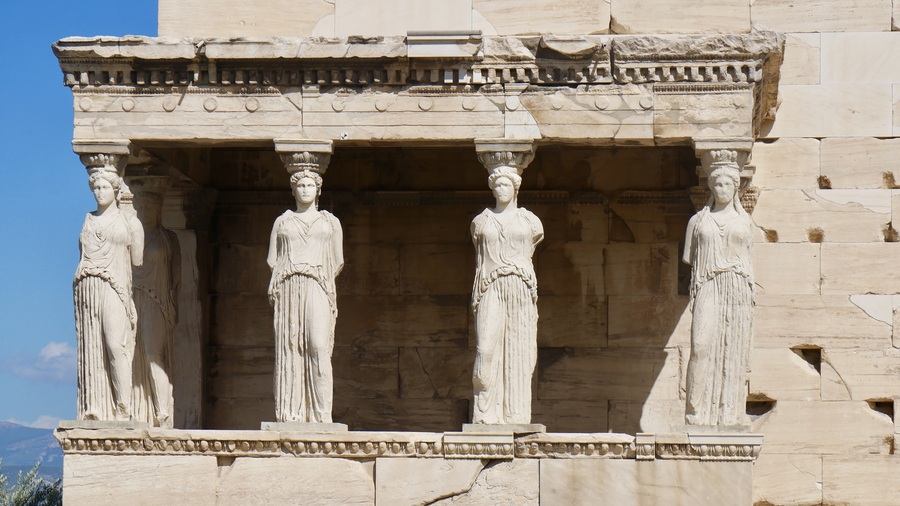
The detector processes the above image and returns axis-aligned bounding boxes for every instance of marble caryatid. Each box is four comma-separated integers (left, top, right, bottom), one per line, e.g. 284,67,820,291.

267,169,344,423
471,167,544,424
683,154,754,427
74,169,144,421
131,183,180,428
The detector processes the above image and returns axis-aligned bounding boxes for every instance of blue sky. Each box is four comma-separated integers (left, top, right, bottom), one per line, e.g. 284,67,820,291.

0,2,157,427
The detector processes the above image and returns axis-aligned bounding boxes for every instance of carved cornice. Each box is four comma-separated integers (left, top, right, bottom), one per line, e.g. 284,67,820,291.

53,31,784,134
54,429,763,462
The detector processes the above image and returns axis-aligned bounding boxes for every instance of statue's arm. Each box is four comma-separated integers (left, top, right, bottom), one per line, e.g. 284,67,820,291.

266,216,281,270
331,216,344,276
683,214,698,265
530,213,545,246
130,216,145,267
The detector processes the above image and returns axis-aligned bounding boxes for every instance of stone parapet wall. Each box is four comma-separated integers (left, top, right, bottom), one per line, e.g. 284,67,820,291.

55,428,759,505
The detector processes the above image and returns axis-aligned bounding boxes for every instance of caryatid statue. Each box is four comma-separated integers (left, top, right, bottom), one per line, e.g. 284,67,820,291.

72,141,144,421
129,175,180,428
683,147,754,427
470,140,543,425
268,140,343,423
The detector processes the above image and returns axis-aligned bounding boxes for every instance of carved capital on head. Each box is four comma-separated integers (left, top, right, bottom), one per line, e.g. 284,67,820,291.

274,139,334,175
73,139,131,175
693,139,753,180
474,138,536,176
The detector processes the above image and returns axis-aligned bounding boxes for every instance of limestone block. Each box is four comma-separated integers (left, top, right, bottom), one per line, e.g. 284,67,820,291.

159,0,333,37
823,455,900,505
822,32,900,83
752,400,893,454
432,459,539,505
538,295,608,348
751,0,891,32
64,455,218,505
654,90,754,141
335,0,473,37
609,0,750,34
751,189,891,243
341,205,477,245
748,348,821,401
565,205,610,244
519,91,654,145
398,347,473,399
474,0,609,35
207,396,275,430
217,458,374,505
375,458,483,506
212,295,274,347
608,399,685,434
536,242,605,297
214,244,270,294
553,146,695,193
333,398,469,431
531,399,610,432
399,244,472,295
336,295,468,347
302,93,505,142
604,243,679,296
781,33,821,85
896,0,900,29
540,459,752,506
608,192,693,243
607,295,690,348
764,84,893,138
754,294,893,348
821,243,900,294
752,138,820,190
753,243,821,295
334,347,402,399
821,137,900,189
537,347,681,402
337,243,401,295
821,348,900,401
752,454,823,506
892,84,900,136
73,93,306,142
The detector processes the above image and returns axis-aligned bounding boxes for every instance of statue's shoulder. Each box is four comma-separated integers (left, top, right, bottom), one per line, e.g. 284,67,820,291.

472,208,491,224
319,209,340,225
518,207,542,227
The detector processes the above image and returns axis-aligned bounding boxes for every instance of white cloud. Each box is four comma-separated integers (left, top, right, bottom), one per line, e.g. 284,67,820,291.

8,341,76,383
4,416,62,429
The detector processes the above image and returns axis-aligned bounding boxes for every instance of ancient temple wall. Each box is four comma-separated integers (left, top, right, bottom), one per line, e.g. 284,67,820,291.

204,145,697,434
746,6,900,506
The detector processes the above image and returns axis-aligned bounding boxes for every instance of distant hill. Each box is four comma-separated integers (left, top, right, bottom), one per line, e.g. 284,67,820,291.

0,422,63,481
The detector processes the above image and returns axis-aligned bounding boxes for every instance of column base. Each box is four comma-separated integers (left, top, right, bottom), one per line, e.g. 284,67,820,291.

462,423,546,435
261,421,349,432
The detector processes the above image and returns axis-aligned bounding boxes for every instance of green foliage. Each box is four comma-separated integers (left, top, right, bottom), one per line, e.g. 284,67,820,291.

0,459,61,506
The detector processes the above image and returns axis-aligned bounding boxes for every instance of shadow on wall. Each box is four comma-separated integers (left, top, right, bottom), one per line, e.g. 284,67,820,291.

203,146,696,433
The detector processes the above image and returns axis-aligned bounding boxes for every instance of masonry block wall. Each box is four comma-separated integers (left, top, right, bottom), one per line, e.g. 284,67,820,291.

153,1,900,504
205,145,696,434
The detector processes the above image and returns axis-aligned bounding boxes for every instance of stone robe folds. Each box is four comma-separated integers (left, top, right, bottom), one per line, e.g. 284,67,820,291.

267,210,342,423
132,227,179,426
471,208,544,424
684,208,754,426
73,212,138,420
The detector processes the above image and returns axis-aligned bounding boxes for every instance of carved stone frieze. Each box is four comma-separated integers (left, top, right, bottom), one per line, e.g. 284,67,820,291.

54,429,763,461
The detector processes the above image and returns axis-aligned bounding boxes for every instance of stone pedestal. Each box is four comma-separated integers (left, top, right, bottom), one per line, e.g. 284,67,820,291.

58,420,151,430
462,423,546,434
260,422,348,432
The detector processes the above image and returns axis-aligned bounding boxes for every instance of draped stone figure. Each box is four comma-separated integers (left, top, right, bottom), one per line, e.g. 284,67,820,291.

132,189,180,427
471,169,544,424
267,170,344,423
74,170,144,421
683,162,754,427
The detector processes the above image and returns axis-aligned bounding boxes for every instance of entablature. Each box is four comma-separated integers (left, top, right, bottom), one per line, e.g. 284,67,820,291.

54,31,783,145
